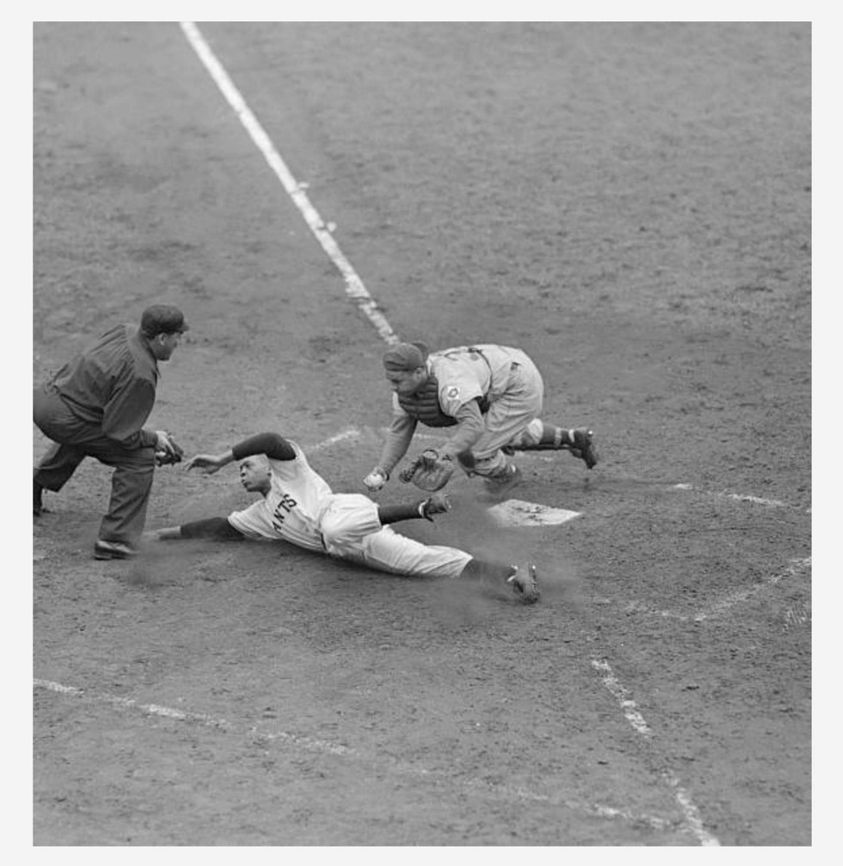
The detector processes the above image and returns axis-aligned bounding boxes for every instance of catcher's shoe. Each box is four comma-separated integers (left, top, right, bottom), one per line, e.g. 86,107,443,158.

94,539,138,561
507,563,540,604
569,428,598,469
481,463,522,498
420,493,451,521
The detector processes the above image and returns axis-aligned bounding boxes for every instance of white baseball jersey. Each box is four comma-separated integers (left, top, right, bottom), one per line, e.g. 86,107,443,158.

228,441,332,551
228,440,473,579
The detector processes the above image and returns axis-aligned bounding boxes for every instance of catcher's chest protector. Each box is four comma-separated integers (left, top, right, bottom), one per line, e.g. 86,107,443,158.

398,376,457,427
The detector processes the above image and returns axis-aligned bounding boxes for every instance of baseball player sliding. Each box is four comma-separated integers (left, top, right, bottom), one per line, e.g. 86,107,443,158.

145,432,540,603
364,342,598,497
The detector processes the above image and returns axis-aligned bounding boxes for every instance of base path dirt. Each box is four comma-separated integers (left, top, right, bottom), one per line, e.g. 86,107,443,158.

32,22,810,846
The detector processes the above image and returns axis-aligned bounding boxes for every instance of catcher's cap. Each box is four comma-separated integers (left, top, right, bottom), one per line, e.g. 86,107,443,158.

383,341,428,371
140,304,189,337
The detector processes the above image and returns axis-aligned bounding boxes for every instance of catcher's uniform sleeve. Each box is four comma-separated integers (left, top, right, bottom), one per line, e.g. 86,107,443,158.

439,400,485,457
377,411,417,476
434,359,485,417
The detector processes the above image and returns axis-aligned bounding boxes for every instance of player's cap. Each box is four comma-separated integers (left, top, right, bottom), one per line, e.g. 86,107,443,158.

383,341,429,371
140,304,189,337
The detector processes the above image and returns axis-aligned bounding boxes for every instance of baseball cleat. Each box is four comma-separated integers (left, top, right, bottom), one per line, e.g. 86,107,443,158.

421,493,451,521
481,464,523,498
93,539,138,560
507,563,540,604
569,428,598,469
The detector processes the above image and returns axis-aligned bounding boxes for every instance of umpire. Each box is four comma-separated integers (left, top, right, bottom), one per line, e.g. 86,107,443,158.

33,304,188,560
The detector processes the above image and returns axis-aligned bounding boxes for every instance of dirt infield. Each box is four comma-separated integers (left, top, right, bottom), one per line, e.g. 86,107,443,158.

32,23,810,845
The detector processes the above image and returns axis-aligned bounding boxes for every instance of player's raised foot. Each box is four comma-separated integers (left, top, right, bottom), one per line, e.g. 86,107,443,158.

93,539,138,560
507,563,540,604
569,428,598,469
420,493,451,521
481,464,523,499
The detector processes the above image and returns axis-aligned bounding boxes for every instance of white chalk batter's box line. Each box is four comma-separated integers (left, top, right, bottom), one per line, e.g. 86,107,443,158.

309,427,806,525
413,432,808,512
613,557,811,623
33,677,674,834
314,426,808,625
590,659,719,846
670,483,809,512
306,428,581,527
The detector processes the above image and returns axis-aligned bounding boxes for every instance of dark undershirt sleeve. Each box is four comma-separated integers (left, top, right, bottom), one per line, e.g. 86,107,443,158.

180,517,245,541
230,432,296,462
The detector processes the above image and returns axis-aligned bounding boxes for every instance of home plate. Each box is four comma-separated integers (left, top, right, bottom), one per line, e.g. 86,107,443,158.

486,499,581,527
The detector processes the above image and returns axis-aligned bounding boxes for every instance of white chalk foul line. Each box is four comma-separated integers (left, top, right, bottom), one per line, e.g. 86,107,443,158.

590,660,720,847
180,22,399,347
178,27,802,534
169,34,738,845
34,677,670,831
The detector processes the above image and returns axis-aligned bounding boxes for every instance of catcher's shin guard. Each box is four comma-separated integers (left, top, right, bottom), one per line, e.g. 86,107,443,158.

511,424,598,469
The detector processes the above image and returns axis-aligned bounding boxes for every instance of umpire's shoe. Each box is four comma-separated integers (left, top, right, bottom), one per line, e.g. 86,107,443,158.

569,428,598,469
508,563,540,604
94,540,138,560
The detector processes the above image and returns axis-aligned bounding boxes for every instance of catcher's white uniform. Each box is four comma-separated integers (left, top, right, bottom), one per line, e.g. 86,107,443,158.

228,441,472,578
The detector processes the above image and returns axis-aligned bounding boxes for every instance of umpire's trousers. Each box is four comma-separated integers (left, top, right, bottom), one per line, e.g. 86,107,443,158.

33,385,155,547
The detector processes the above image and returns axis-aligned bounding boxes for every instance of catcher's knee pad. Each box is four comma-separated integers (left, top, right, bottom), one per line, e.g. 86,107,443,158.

507,418,544,449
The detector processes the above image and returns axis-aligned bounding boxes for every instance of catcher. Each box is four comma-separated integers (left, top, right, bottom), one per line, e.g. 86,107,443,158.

145,431,540,604
33,304,188,560
364,341,598,497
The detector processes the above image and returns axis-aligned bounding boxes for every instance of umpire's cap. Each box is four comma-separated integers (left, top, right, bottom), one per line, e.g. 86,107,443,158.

140,304,189,337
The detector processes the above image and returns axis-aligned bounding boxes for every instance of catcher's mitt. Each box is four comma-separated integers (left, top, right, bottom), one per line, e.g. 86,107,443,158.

399,449,455,492
155,432,185,467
